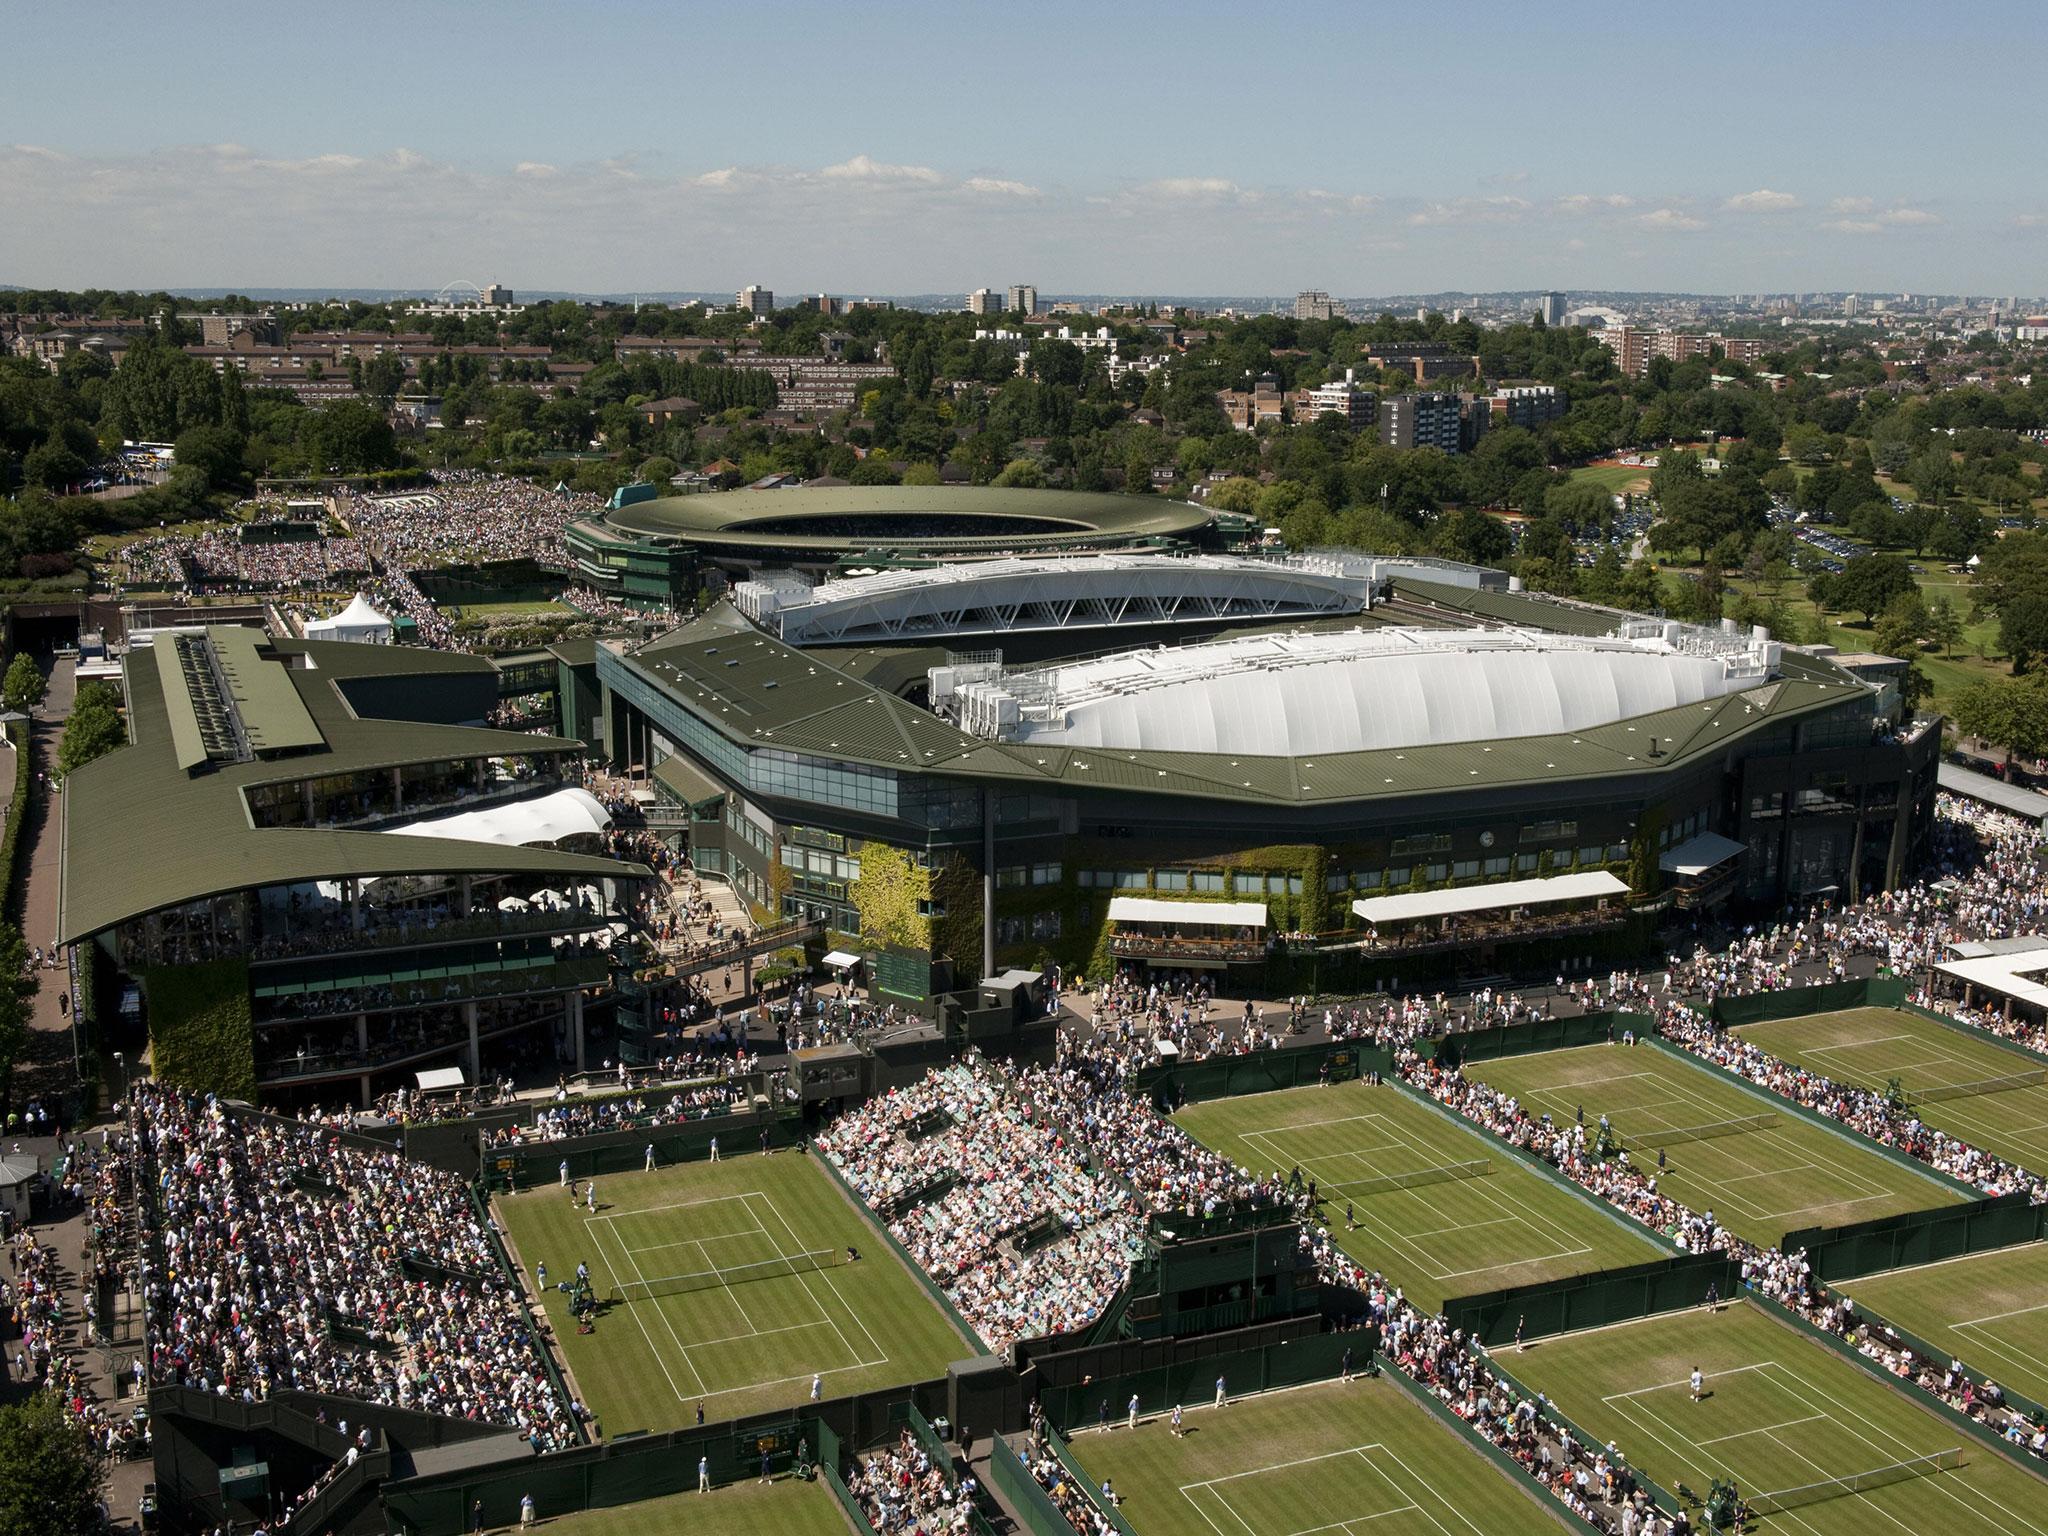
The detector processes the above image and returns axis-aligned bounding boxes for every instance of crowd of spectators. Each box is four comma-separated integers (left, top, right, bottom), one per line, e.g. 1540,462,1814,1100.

844,1425,978,1535
339,472,603,571
817,1057,1145,1355
131,1084,579,1448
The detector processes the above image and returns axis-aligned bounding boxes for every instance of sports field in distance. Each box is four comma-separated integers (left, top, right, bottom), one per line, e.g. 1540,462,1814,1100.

507,1478,847,1536
1464,1044,1965,1247
1504,1301,2048,1535
496,1149,971,1434
1175,1080,1664,1312
1738,1006,2048,1172
1068,1369,1570,1536
1841,1242,2048,1407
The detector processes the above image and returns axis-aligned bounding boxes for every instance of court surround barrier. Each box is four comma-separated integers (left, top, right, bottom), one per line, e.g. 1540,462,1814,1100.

1021,1314,1339,1431
1426,1010,1654,1067
1782,1191,2047,1282
380,1381,950,1536
1709,975,1907,1028
1133,1037,1391,1106
1443,1252,1746,1348
1473,1346,1684,1518
484,1103,802,1189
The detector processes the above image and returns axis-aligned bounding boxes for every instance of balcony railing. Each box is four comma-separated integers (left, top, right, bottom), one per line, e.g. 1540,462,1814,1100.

1345,906,1628,956
251,903,622,964
1109,931,1271,963
252,952,612,1024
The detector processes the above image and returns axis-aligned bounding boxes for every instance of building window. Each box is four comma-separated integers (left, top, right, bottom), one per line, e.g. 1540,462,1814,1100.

1031,862,1062,886
1425,864,1447,884
1356,869,1383,890
1606,842,1628,862
1029,910,1062,940
997,915,1025,944
1193,870,1226,893
1156,870,1190,892
1483,856,1510,878
917,898,948,917
1326,872,1349,892
1579,845,1605,867
1453,859,1479,880
1285,874,1304,896
997,866,1027,890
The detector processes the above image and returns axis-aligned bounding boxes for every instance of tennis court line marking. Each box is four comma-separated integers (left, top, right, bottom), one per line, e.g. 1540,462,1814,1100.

1181,1441,1395,1488
1605,1361,1773,1399
1697,1412,1827,1445
1953,1298,2048,1328
746,1190,889,1372
585,1205,709,1402
1180,1441,1478,1536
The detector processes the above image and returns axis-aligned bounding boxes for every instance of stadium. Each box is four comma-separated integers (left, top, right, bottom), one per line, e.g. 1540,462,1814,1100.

595,545,1940,996
563,484,1225,607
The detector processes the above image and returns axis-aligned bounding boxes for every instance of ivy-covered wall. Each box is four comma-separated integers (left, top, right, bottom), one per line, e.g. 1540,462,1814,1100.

143,959,256,1101
848,843,932,951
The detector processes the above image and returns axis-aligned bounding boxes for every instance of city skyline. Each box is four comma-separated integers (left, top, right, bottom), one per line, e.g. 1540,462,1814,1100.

3,0,2046,295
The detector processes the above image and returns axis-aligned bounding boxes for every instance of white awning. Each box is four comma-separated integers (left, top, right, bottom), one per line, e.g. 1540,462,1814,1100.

1934,943,2048,1009
415,1066,467,1092
1659,831,1748,876
1107,897,1268,928
822,950,862,969
384,786,612,851
1352,871,1629,926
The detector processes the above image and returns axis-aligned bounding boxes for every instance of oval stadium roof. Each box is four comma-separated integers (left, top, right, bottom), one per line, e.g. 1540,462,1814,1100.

953,626,1775,757
599,484,1211,553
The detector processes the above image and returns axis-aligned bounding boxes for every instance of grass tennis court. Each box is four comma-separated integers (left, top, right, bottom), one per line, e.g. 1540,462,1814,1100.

1068,1368,1567,1536
1175,1080,1664,1311
511,1478,846,1536
1464,1044,1965,1247
1504,1301,2048,1534
1842,1242,2048,1408
496,1150,970,1434
1738,1006,2048,1172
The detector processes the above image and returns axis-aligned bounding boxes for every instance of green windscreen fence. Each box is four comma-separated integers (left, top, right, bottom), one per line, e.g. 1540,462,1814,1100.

1031,1327,1354,1432
1133,1039,1390,1106
1710,975,1907,1028
487,1109,802,1189
1783,1192,2046,1281
1427,1010,1652,1067
1443,1252,1746,1347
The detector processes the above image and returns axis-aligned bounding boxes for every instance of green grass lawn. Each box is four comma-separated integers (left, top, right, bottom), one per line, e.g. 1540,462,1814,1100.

501,1478,848,1536
1174,1080,1664,1312
1463,1044,1965,1249
444,598,571,618
1737,1007,2048,1172
1068,1369,1568,1536
1567,461,1656,496
1841,1243,2048,1408
495,1150,972,1436
1504,1300,2048,1534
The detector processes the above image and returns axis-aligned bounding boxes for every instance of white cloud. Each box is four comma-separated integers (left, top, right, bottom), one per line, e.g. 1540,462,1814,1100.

514,161,557,178
1723,188,1799,213
1635,208,1707,232
1881,206,1938,226
1552,193,1635,215
820,154,942,184
963,176,1039,197
1134,176,1240,199
1406,195,1530,227
1821,219,1883,235
1828,195,1875,215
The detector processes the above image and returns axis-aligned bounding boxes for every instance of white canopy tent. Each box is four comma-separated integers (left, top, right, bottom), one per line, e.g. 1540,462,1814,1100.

822,950,863,970
1659,831,1748,877
1352,871,1628,926
1106,897,1268,928
1934,940,2048,1012
415,1066,467,1092
305,592,395,645
383,786,612,851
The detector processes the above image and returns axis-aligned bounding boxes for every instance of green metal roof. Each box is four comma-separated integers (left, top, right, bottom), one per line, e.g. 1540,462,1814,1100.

207,625,325,753
1392,579,1626,636
620,611,1866,812
60,640,647,942
596,485,1212,554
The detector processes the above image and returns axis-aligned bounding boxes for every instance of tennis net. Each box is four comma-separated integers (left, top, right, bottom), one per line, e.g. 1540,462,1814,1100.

1343,1159,1492,1197
613,1247,842,1303
1630,1112,1780,1149
1746,1447,1963,1514
1906,1068,2044,1106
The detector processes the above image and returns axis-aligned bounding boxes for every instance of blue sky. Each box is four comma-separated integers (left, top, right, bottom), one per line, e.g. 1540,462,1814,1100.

3,0,2043,295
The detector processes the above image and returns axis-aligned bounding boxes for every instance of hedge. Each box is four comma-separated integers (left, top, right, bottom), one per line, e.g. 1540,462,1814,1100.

143,959,256,1100
0,717,32,924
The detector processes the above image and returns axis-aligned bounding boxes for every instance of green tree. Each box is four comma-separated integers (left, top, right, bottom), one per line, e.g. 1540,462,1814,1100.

2002,593,2048,674
1925,595,1962,659
0,1390,101,1536
990,457,1045,488
56,680,126,777
1831,553,1916,624
1,655,44,715
1616,557,1663,615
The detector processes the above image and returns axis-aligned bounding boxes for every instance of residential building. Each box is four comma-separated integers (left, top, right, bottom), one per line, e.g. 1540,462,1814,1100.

182,312,279,347
1294,291,1338,323
1488,384,1567,431
1600,327,1767,378
1365,344,1480,383
737,285,775,317
638,397,701,429
1290,369,1377,427
967,288,1001,316
1218,382,1286,431
1007,284,1038,316
1379,392,1464,453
